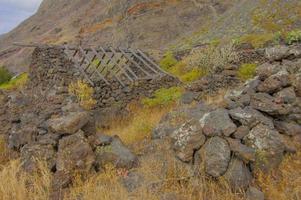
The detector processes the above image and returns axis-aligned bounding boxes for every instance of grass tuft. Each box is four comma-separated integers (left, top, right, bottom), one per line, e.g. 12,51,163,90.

142,87,183,107
238,63,257,81
0,73,27,91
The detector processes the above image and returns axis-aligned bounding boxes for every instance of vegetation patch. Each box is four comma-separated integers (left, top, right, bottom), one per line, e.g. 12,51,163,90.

159,51,178,71
252,0,301,33
0,67,12,85
101,103,174,147
285,30,301,45
235,33,279,48
238,63,257,81
142,86,183,107
0,73,28,91
68,80,97,110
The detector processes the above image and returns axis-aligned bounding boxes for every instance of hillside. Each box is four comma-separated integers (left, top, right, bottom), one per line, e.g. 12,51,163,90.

0,0,238,73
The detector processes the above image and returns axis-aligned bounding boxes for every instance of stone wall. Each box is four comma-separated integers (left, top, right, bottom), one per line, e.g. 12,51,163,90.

29,46,179,109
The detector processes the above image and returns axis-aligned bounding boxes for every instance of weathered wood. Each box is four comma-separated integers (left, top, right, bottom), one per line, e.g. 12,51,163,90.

129,49,159,75
118,48,152,77
16,42,175,88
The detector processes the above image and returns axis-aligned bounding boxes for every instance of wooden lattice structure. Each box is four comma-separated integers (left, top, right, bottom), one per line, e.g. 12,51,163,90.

14,43,172,87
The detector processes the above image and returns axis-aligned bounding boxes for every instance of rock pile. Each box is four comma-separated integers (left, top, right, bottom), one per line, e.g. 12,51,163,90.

153,44,301,192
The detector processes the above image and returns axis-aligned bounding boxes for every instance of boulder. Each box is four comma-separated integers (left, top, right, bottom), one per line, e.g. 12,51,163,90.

229,107,274,128
257,70,289,94
274,87,296,104
256,63,282,80
292,73,301,97
95,136,138,170
56,130,95,172
226,138,255,163
246,187,265,200
233,126,250,139
250,93,292,116
21,143,56,172
8,124,38,149
244,124,285,172
265,45,290,61
171,121,206,162
199,109,237,137
152,103,212,139
48,111,90,134
274,120,301,136
180,92,197,104
223,158,252,190
200,137,231,178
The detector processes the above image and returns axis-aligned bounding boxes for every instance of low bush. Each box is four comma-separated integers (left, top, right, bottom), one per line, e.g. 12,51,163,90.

0,73,28,91
285,30,301,45
0,67,12,85
159,51,178,71
238,63,257,81
180,68,207,83
142,86,183,107
68,80,97,110
236,33,279,48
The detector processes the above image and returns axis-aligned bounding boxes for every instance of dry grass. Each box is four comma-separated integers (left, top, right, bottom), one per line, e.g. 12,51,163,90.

0,135,9,165
100,102,175,147
0,160,52,200
256,149,301,200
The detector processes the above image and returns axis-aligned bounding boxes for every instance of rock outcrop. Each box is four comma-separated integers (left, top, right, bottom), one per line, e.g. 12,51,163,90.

153,44,301,193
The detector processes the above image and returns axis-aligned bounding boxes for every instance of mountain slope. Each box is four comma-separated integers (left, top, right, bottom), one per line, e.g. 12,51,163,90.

0,0,237,73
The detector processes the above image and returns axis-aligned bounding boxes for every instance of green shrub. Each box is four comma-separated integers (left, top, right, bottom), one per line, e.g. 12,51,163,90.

238,63,257,81
142,87,183,107
237,33,279,48
285,30,301,45
252,0,301,33
0,67,12,85
0,73,28,90
180,68,207,83
159,51,178,70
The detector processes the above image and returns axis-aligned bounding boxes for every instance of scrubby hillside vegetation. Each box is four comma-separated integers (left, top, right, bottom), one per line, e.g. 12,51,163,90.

0,0,301,200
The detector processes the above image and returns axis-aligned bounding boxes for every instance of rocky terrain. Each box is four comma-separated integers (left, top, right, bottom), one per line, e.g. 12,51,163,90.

0,41,300,199
0,0,239,73
0,0,301,199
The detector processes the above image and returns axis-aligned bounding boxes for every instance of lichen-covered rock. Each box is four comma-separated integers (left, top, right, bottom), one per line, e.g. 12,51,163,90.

265,45,290,61
199,109,237,137
171,121,206,162
274,120,301,136
256,63,282,80
226,138,255,163
8,124,38,150
292,73,301,97
244,124,285,172
250,93,292,116
56,130,95,172
229,107,274,128
274,87,296,104
200,137,231,178
95,136,138,170
21,143,56,172
233,126,250,139
223,158,252,190
48,111,90,134
152,103,212,139
257,70,289,94
246,187,265,200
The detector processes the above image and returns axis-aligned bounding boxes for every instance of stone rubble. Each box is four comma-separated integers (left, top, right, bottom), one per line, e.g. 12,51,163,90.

153,44,301,194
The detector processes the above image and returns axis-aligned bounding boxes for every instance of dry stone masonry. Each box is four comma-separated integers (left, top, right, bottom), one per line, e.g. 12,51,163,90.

153,44,301,193
30,45,179,109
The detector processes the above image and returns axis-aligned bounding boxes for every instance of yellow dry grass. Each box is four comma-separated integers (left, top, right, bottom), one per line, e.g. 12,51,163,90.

0,159,52,200
100,102,175,147
256,148,301,200
0,102,301,200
